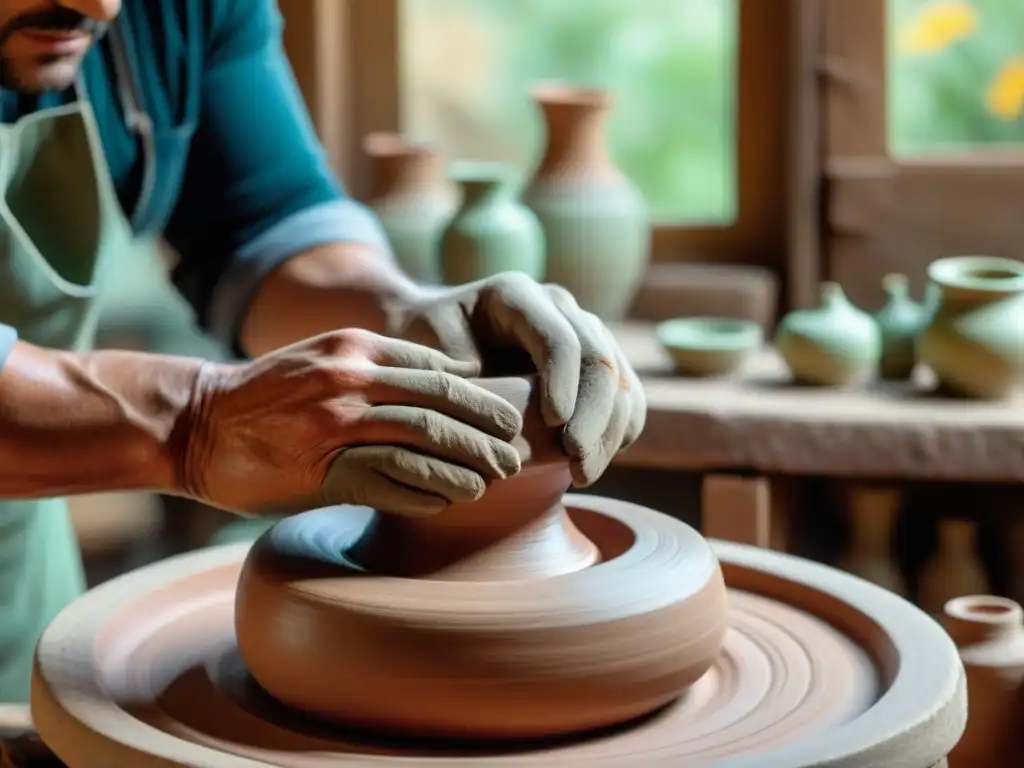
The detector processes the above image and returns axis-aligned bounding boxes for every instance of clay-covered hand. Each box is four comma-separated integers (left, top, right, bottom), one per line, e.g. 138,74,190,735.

174,330,522,517
389,272,646,486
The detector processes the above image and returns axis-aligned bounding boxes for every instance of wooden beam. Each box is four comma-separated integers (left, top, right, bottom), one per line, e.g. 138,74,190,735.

346,0,401,199
786,0,825,310
821,0,886,158
278,0,349,181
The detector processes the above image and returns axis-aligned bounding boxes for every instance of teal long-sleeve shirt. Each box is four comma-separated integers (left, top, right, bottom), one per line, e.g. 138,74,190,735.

0,0,390,365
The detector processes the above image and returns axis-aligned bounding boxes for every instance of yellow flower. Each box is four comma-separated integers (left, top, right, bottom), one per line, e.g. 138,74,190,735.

987,56,1024,121
899,0,978,54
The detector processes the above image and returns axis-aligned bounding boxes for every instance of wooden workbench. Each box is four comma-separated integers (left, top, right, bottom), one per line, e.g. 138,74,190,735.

611,322,1024,553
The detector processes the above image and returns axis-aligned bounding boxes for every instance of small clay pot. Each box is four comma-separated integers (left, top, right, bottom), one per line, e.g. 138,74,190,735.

440,161,545,285
775,282,881,387
942,595,1024,766
234,375,728,741
873,273,929,381
655,317,763,377
363,132,456,283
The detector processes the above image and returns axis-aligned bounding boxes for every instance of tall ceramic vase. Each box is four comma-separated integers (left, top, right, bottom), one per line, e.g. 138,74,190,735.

917,255,1024,399
522,84,649,320
440,162,544,286
364,133,455,283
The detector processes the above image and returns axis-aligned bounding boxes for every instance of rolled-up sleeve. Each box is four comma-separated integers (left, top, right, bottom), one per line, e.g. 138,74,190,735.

165,0,392,350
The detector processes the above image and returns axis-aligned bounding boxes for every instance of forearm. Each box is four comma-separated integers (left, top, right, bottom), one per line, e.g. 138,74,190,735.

240,242,429,357
0,341,201,498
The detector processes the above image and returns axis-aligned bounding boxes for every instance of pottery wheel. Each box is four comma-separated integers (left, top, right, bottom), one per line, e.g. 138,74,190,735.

31,497,965,768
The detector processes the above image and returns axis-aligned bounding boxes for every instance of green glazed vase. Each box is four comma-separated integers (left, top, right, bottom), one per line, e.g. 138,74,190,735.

917,255,1024,399
775,282,881,386
440,162,544,286
873,273,929,381
522,84,649,320
364,133,456,284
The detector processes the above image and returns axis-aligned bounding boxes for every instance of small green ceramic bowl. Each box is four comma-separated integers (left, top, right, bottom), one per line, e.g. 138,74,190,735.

655,317,763,377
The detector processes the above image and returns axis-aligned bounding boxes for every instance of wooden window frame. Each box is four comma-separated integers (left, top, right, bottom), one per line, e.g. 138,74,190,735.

279,1,811,306
820,0,1024,310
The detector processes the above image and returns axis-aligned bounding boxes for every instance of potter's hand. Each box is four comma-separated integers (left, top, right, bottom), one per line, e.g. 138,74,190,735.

175,330,522,517
389,272,646,486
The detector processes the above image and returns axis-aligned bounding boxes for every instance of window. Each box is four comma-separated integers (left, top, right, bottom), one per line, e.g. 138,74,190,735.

890,0,1024,153
280,1,796,292
400,0,737,224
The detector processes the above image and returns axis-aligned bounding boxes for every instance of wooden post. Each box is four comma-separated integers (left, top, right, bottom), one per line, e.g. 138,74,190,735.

702,474,771,548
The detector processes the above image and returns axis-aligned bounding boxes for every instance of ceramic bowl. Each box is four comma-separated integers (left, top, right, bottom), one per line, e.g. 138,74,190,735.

655,317,763,377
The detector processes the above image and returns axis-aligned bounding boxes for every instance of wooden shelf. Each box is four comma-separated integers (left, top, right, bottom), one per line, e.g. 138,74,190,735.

613,322,1024,481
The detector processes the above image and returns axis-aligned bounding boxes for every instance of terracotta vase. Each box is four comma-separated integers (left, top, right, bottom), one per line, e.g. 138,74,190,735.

836,482,907,596
363,132,456,283
942,595,1024,767
234,375,728,741
775,282,881,386
440,161,545,285
873,273,928,381
918,518,990,616
917,255,1024,399
522,84,649,320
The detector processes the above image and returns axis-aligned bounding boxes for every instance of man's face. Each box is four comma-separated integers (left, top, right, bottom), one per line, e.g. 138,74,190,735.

0,1,120,92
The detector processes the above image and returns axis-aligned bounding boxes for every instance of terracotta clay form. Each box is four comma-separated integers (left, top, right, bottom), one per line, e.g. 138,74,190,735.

942,595,1024,767
235,375,728,740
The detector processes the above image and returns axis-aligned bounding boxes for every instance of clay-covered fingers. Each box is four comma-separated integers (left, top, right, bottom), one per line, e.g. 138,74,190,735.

324,446,487,516
367,367,523,440
587,321,645,476
367,334,482,377
542,285,622,486
348,404,521,481
608,321,647,450
477,273,582,427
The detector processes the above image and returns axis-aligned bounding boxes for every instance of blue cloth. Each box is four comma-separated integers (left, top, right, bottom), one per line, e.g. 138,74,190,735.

0,0,390,357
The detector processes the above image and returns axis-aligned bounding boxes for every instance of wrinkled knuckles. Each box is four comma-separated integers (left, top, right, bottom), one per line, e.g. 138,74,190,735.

484,270,540,299
543,282,577,307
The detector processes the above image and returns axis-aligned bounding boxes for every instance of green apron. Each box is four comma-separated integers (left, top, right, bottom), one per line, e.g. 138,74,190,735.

0,24,156,703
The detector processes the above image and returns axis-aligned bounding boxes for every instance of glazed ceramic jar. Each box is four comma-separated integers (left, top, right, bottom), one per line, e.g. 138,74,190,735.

775,282,881,386
440,162,544,285
364,132,455,283
873,273,929,381
917,255,1024,399
522,84,649,320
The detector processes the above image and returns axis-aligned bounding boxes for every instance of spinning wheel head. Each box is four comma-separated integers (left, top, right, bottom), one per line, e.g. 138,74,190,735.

233,376,730,741
30,500,966,767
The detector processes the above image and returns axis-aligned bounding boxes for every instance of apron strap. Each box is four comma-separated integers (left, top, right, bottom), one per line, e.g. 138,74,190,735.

77,16,157,230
